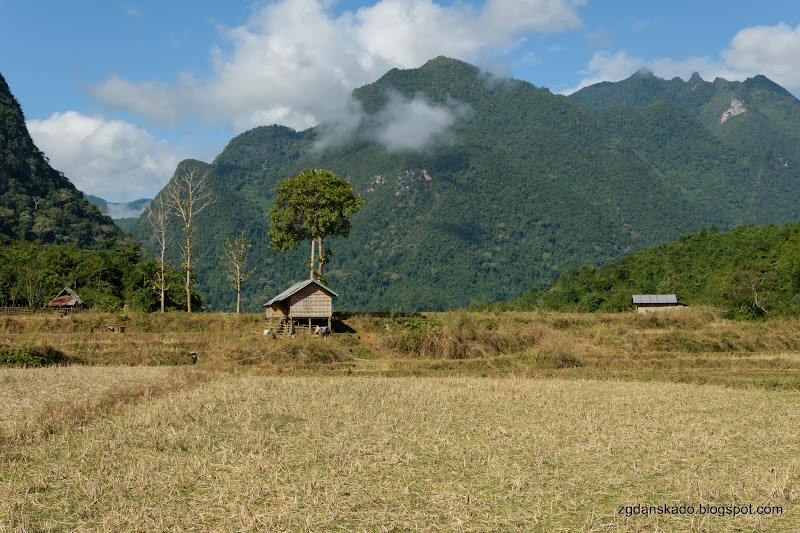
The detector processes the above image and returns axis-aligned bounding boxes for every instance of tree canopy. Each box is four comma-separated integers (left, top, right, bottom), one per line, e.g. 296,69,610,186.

268,169,364,280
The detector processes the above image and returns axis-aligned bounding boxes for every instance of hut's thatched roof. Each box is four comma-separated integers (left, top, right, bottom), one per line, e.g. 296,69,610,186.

263,279,338,307
48,287,84,308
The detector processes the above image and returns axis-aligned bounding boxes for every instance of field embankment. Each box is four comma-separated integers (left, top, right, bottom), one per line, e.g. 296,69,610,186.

3,309,800,390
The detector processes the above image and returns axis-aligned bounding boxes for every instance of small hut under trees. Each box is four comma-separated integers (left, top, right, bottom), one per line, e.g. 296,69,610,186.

632,294,687,313
263,279,338,335
47,287,84,312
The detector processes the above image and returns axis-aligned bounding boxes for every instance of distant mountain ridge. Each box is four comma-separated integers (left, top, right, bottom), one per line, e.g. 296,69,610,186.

85,195,152,231
130,57,800,311
85,195,152,219
569,69,800,162
0,72,130,248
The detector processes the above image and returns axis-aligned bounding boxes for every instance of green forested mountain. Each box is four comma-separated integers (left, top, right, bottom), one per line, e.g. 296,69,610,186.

131,57,800,312
0,73,130,248
569,69,800,162
513,222,800,319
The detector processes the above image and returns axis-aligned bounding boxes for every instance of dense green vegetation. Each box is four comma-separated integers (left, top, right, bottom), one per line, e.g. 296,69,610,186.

0,73,130,248
513,222,800,319
131,57,800,312
569,69,800,162
0,240,200,311
0,72,190,312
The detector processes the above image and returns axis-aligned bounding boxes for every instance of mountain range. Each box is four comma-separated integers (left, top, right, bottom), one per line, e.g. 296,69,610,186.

84,195,152,231
128,57,800,311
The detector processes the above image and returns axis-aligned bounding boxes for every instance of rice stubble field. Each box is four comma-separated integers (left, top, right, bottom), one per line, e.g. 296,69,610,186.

1,368,798,531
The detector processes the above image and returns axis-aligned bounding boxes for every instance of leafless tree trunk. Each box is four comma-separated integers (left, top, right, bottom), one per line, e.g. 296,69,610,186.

310,237,316,280
220,231,254,314
316,236,324,279
166,166,215,313
145,194,173,312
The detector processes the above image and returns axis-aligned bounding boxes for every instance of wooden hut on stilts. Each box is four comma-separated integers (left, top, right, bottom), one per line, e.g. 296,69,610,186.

263,279,338,336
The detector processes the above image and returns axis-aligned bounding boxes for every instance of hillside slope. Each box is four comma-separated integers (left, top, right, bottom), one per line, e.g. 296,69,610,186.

0,73,129,248
513,221,800,318
132,58,800,311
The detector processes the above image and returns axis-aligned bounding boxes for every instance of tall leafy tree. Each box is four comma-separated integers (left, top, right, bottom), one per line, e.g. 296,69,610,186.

268,169,364,281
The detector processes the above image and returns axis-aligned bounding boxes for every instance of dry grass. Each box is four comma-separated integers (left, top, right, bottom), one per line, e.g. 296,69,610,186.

0,367,207,446
0,366,172,435
2,309,800,389
1,375,797,531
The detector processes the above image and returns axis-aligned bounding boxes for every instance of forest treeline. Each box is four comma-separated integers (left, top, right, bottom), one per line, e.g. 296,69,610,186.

0,240,200,311
511,223,800,319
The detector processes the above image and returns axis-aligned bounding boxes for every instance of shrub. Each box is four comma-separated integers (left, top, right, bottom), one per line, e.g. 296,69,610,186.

0,339,72,367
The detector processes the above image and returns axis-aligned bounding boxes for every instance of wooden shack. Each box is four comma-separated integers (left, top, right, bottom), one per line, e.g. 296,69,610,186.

47,287,84,312
263,279,338,335
632,294,687,313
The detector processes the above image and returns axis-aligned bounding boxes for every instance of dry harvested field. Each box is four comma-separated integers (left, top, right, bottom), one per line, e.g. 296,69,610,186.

1,372,798,531
1,310,799,530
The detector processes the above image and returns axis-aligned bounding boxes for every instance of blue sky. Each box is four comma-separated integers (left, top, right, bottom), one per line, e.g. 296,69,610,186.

2,0,798,201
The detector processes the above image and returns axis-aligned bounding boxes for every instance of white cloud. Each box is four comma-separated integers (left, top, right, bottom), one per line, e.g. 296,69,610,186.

722,22,800,92
89,0,584,133
373,92,471,151
566,23,800,95
27,112,185,202
104,201,152,219
562,50,642,94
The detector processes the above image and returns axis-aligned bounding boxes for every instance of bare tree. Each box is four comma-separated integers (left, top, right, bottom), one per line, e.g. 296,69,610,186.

145,194,173,312
166,166,216,312
219,230,255,313
15,265,46,308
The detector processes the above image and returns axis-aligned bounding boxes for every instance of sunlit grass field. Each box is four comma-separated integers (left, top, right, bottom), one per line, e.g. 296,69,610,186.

1,371,798,531
1,309,799,530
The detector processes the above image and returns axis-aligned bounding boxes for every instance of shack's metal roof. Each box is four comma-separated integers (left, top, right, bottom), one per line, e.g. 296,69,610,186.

263,279,339,307
48,287,84,307
632,294,678,304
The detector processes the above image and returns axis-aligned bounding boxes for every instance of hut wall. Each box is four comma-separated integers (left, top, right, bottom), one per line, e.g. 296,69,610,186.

636,304,686,314
266,301,288,318
289,286,332,318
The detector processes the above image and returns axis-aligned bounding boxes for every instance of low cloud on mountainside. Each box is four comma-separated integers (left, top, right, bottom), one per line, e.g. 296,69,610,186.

372,93,471,151
104,201,152,219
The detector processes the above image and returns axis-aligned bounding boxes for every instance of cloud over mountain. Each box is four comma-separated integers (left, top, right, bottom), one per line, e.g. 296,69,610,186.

89,0,584,133
373,92,471,151
26,111,185,201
